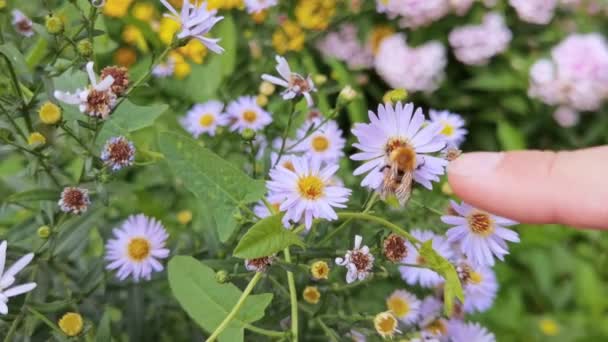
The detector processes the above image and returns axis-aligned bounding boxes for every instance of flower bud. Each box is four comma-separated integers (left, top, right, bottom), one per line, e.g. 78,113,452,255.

45,14,64,34
177,210,192,225
256,94,268,107
77,40,93,57
27,132,46,147
241,128,256,142
215,270,229,283
338,85,357,105
38,102,62,124
259,81,275,96
313,74,327,85
58,312,84,337
383,88,408,104
37,225,51,239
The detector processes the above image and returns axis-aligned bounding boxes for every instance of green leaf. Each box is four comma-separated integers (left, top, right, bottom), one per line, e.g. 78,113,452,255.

465,71,523,91
233,215,305,259
497,120,526,150
159,57,224,102
159,132,266,242
0,43,32,82
96,100,168,146
214,15,237,77
168,256,273,342
325,58,366,122
96,309,112,342
53,209,104,259
5,189,58,203
419,241,464,315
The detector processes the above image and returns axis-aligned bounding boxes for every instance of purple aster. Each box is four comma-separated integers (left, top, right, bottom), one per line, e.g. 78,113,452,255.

447,320,496,342
399,229,454,288
456,260,498,313
442,200,520,266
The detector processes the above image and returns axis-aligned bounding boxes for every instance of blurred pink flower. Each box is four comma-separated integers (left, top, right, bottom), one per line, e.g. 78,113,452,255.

509,0,558,24
449,13,512,66
316,24,373,70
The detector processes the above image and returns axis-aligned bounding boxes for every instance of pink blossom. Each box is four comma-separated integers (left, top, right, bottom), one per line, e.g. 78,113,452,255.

449,13,512,66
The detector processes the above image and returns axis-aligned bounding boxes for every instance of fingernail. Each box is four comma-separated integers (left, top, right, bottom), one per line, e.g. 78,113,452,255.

448,152,504,177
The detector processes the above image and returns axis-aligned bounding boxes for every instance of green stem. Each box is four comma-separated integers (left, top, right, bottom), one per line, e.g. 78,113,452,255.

318,193,378,246
60,122,97,157
4,141,61,187
206,272,263,342
244,324,286,338
409,198,445,216
336,212,421,244
0,103,28,141
315,318,339,342
272,101,295,169
283,248,299,342
0,53,26,106
26,307,64,335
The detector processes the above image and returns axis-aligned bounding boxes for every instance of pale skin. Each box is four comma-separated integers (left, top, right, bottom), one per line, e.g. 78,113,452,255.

447,146,608,229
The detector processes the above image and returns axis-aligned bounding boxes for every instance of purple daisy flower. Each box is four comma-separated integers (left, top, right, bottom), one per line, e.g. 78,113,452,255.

456,261,498,313
105,214,170,282
447,320,496,342
442,200,520,266
428,109,467,148
399,229,454,288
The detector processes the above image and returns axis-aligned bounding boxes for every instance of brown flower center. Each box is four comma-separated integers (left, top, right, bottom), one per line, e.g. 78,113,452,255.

383,234,407,263
351,250,372,272
467,211,495,236
63,188,86,208
107,139,132,164
289,74,311,92
101,66,130,95
17,20,32,32
86,89,113,118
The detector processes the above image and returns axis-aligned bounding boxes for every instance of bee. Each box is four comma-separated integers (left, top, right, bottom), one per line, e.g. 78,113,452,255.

380,144,419,205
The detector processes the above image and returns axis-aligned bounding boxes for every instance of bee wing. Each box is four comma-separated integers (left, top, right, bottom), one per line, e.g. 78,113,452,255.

395,171,413,205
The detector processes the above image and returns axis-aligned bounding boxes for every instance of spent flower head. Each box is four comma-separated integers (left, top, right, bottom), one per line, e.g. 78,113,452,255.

262,55,317,107
335,235,374,283
101,136,136,172
58,187,90,214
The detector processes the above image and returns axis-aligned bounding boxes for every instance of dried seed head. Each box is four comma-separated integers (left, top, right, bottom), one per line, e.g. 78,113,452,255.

101,66,130,95
86,88,116,119
58,187,90,214
101,136,135,171
245,256,274,272
350,250,373,272
383,234,407,263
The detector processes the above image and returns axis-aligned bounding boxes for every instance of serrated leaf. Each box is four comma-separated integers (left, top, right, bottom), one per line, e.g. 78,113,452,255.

234,215,305,259
5,189,58,203
159,132,266,242
419,241,464,315
96,100,168,146
168,256,273,342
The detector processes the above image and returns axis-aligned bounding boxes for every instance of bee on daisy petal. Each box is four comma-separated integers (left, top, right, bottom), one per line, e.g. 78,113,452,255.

180,101,229,138
335,235,374,283
351,102,447,205
398,230,453,288
105,214,170,282
227,96,272,133
262,55,317,107
442,200,520,266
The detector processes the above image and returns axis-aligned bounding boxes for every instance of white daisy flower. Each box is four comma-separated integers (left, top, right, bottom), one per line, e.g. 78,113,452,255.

105,214,170,282
245,0,278,13
399,230,454,288
442,200,520,266
428,110,467,147
0,241,36,315
386,289,421,325
335,235,374,283
226,96,272,133
180,100,229,138
266,156,351,229
262,55,317,107
54,62,117,119
292,118,345,163
456,261,498,313
11,10,34,37
160,0,224,53
351,102,447,205
447,320,496,342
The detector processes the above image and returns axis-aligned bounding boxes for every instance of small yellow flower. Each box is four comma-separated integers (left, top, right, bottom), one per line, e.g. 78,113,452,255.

272,20,305,55
177,40,208,64
383,89,408,104
159,17,181,46
122,25,148,52
374,311,399,339
28,132,46,146
295,0,336,31
256,95,268,107
310,261,330,280
539,318,559,336
259,81,275,96
38,102,62,124
313,74,328,85
170,52,192,79
114,47,137,67
177,210,193,225
303,286,321,304
103,0,134,18
58,312,84,337
132,2,157,21
369,26,395,55
207,0,244,10
0,0,6,10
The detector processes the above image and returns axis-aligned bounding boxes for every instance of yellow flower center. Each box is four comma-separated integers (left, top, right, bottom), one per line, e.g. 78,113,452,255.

387,296,410,318
374,312,398,337
297,176,324,200
467,212,495,236
177,210,193,225
39,102,62,124
441,122,455,136
469,271,483,284
28,132,46,146
128,238,151,261
199,113,215,127
311,135,330,152
243,110,258,123
303,286,321,304
311,261,329,279
427,319,448,336
58,312,84,337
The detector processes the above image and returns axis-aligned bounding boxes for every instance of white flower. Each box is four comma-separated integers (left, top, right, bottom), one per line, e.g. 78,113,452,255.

105,214,170,282
54,62,117,119
180,100,229,138
0,241,36,315
443,201,520,267
245,0,278,13
160,0,224,53
11,10,34,37
335,235,374,283
267,156,351,229
262,56,317,107
399,230,453,288
428,110,467,147
386,289,421,325
292,118,345,163
226,96,272,133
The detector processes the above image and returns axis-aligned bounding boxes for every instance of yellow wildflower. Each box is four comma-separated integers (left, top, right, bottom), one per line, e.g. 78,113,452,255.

295,0,336,31
539,318,560,336
177,39,208,64
170,52,192,79
310,261,330,280
272,20,305,54
114,47,137,67
207,0,244,10
302,286,321,304
58,312,84,337
28,132,46,146
122,25,148,52
38,102,62,124
374,312,399,339
159,17,181,46
103,0,134,18
177,210,193,225
132,2,157,22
